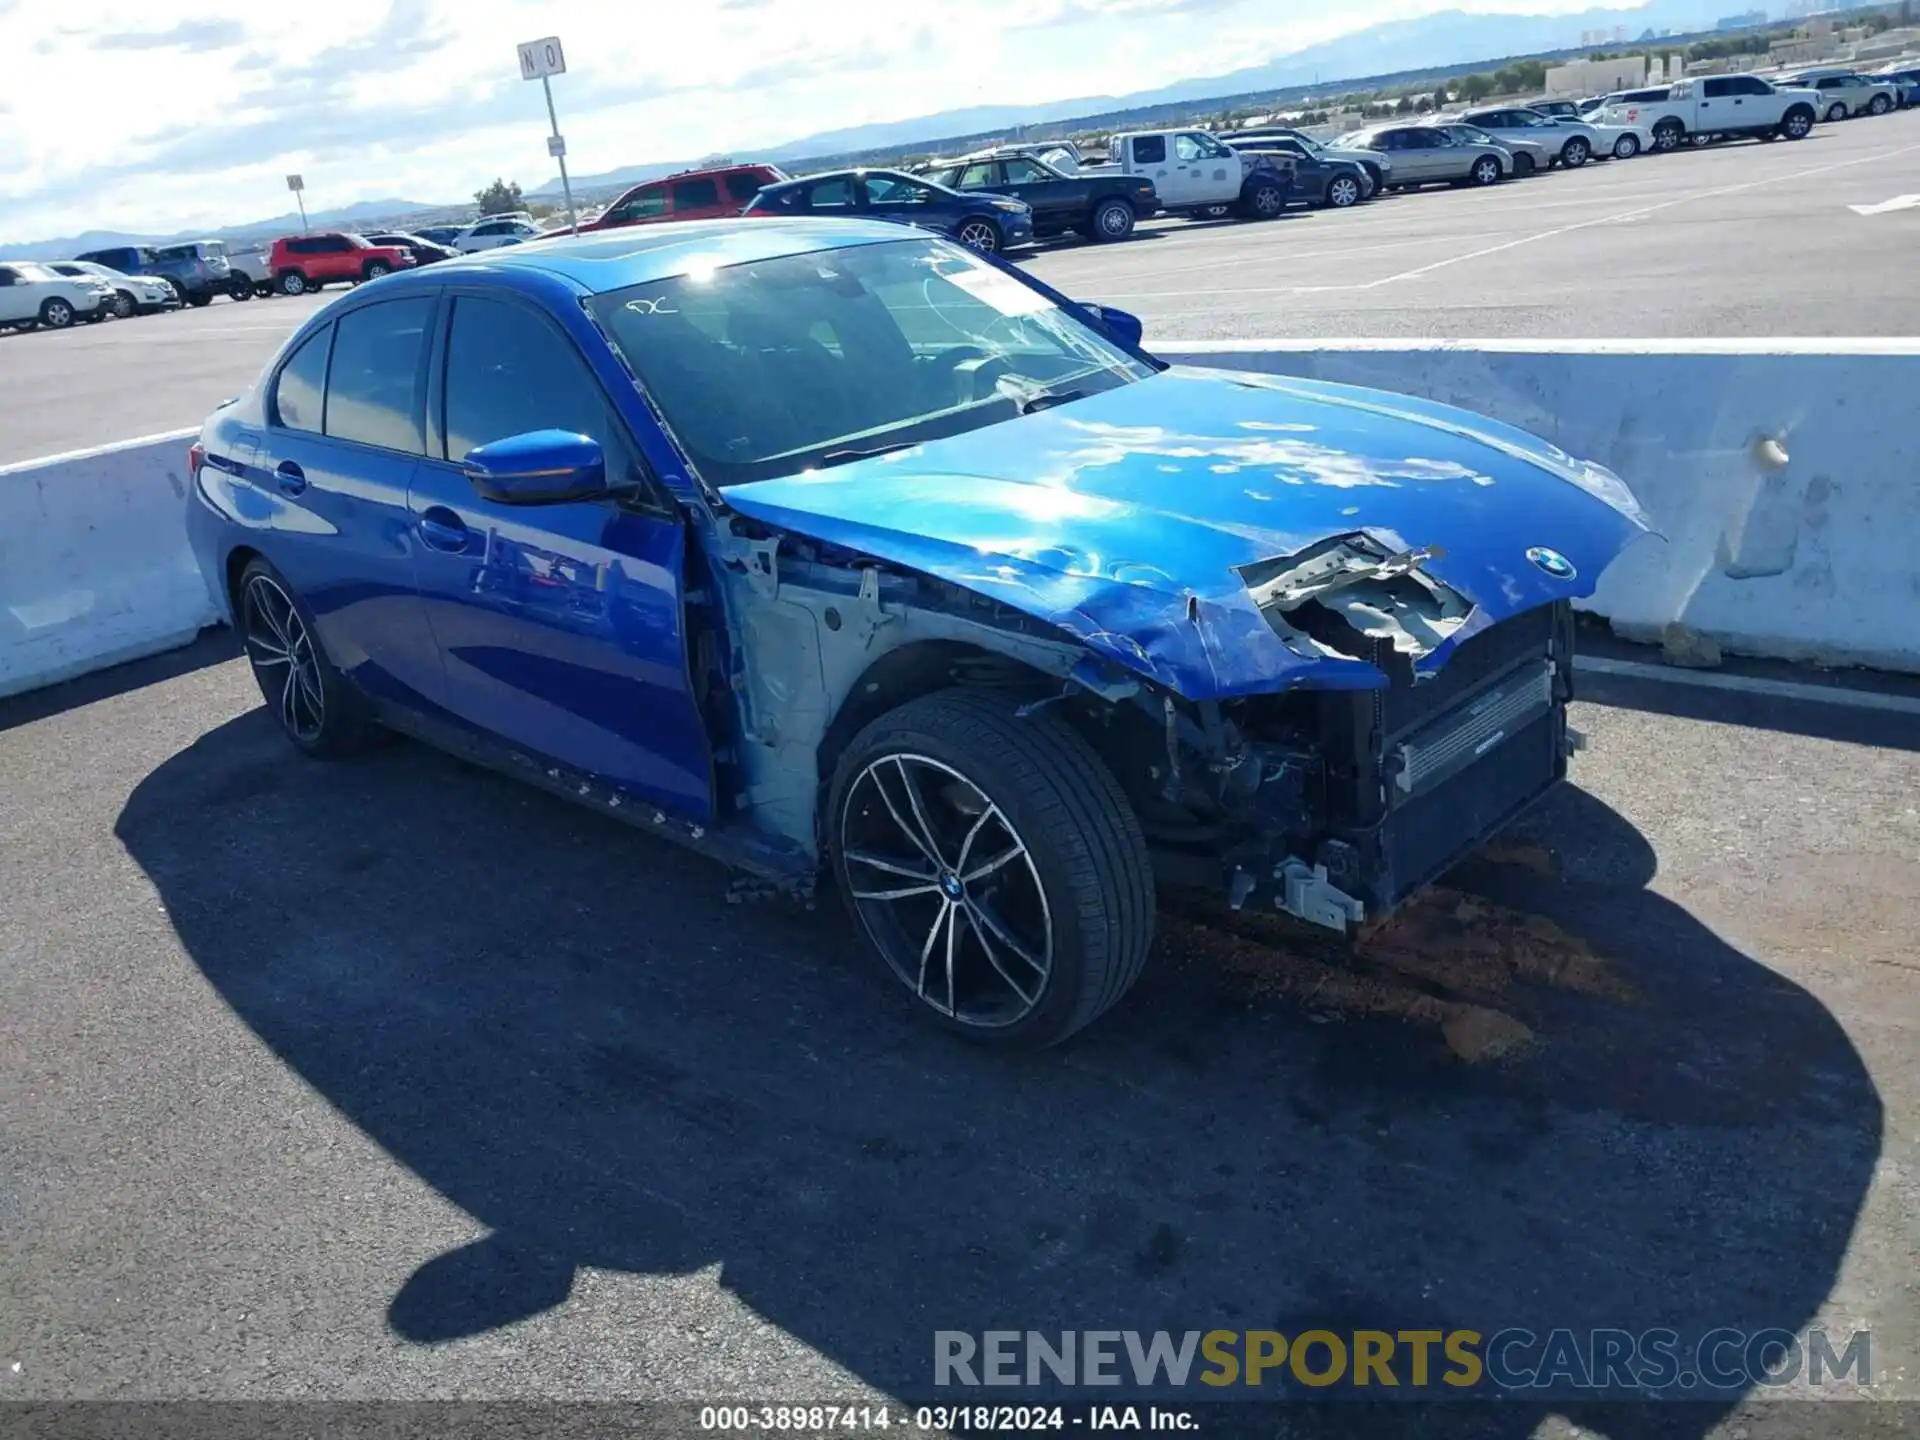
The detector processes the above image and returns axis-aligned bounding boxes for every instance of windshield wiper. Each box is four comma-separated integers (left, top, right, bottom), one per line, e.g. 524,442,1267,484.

1017,388,1087,415
818,440,921,467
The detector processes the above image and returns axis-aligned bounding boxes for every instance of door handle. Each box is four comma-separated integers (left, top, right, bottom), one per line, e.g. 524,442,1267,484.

418,506,471,554
275,460,307,495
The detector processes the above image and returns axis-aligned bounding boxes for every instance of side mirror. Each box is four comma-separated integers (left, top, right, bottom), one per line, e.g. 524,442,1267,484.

1080,303,1144,350
462,430,607,505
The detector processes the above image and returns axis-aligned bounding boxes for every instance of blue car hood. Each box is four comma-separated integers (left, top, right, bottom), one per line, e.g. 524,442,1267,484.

722,365,1652,700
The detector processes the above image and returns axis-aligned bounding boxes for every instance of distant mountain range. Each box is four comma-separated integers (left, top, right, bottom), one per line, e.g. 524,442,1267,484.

528,1,1725,197
12,1,1750,246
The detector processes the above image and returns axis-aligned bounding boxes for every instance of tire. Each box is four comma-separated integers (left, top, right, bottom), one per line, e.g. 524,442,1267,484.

1194,203,1234,220
1826,102,1848,123
1560,136,1591,168
1326,174,1361,208
38,297,75,329
112,290,136,319
1652,118,1685,152
1470,156,1502,187
955,218,1002,254
188,292,212,307
1362,162,1385,191
1241,180,1287,219
1089,197,1136,242
1613,134,1640,159
278,270,309,296
1780,107,1814,140
362,260,391,281
1513,152,1536,177
236,558,381,759
1869,94,1891,116
828,688,1155,1049
255,282,276,298
229,277,254,301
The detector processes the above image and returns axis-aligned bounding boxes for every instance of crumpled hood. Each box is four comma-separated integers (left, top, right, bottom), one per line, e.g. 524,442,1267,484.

722,365,1652,700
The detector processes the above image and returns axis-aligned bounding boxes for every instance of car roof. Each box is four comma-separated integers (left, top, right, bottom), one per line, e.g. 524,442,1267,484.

395,217,918,293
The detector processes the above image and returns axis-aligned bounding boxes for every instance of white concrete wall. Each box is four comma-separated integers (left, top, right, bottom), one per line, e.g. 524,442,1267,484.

1157,341,1920,674
0,429,214,699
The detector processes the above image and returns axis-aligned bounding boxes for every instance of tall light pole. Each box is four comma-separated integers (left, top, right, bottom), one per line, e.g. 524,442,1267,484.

517,35,578,233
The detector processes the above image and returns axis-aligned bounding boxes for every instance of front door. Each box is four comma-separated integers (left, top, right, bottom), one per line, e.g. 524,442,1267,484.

406,290,713,821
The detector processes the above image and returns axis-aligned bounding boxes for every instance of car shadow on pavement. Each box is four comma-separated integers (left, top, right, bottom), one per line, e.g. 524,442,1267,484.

115,713,1883,1438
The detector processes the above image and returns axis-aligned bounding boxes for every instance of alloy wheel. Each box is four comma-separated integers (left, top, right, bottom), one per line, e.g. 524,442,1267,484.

1096,202,1133,238
1614,135,1640,159
1252,184,1284,216
1827,104,1847,122
840,753,1053,1029
1473,158,1500,185
43,300,73,328
243,573,325,745
957,220,999,253
1329,176,1359,207
113,291,135,318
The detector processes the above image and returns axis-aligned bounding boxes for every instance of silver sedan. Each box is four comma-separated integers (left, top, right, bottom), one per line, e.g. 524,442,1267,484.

1424,121,1550,177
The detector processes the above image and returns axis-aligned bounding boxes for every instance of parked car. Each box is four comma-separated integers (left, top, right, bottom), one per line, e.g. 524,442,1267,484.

1423,120,1550,177
584,164,789,232
1598,74,1820,150
1873,66,1920,107
916,149,1157,240
1785,71,1900,121
268,233,417,295
1529,99,1582,120
226,249,275,299
1346,125,1510,189
1228,125,1392,194
415,225,467,246
0,260,113,330
1224,139,1371,207
1461,107,1630,165
186,216,1648,1048
453,218,543,252
365,232,460,266
45,260,178,318
76,240,233,306
1080,129,1293,221
745,169,1034,253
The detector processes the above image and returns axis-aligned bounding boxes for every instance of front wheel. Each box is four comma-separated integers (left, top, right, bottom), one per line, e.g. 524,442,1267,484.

1090,198,1135,242
955,218,1002,254
829,688,1155,1049
1326,174,1361,208
1560,136,1591,168
1780,108,1814,140
1613,133,1641,159
38,297,75,329
237,559,380,759
1869,94,1892,116
1470,156,1502,186
1241,180,1287,219
112,290,136,319
362,260,391,281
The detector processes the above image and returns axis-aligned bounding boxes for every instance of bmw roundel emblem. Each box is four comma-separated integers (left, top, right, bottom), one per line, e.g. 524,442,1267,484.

1526,546,1577,581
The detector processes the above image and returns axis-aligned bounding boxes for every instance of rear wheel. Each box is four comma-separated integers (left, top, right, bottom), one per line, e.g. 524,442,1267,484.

1241,180,1287,219
1090,197,1135,241
187,292,212,307
1513,152,1536,177
1326,174,1361,207
1652,118,1685,152
278,270,309,296
229,277,254,301
955,218,1002,254
1826,102,1848,123
237,558,381,759
828,688,1155,1049
38,297,75,329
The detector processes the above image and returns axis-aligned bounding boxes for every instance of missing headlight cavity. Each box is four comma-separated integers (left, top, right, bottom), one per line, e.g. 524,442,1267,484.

1237,532,1470,663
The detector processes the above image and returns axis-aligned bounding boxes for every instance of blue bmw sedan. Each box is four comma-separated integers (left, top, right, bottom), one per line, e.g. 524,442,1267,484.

188,219,1649,1047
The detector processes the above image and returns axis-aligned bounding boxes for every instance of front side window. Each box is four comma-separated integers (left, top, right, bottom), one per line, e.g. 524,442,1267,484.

442,296,622,466
1002,158,1051,183
672,177,720,210
272,326,331,433
324,298,433,453
589,236,1155,487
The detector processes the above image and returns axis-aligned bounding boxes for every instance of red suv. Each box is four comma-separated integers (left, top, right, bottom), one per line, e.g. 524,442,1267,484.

584,163,788,231
268,233,416,295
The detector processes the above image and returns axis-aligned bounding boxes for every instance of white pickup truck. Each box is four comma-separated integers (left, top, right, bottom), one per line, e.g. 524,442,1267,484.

1600,74,1820,151
1064,130,1294,221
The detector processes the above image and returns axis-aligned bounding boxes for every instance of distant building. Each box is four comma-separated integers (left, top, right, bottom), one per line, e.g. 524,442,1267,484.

1716,9,1767,29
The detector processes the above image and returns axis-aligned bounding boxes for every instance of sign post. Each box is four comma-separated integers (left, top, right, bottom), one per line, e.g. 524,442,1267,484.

516,36,577,234
285,173,308,231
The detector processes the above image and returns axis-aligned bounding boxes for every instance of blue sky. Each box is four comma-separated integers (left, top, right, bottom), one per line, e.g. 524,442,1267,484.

0,0,1601,242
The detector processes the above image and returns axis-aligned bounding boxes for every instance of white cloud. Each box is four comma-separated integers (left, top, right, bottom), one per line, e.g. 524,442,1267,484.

0,0,1605,243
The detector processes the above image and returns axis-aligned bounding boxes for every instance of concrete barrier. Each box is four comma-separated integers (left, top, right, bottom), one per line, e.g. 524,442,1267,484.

0,429,213,700
1159,340,1920,674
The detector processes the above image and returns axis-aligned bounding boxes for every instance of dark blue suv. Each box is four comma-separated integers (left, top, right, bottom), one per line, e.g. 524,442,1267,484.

743,169,1034,254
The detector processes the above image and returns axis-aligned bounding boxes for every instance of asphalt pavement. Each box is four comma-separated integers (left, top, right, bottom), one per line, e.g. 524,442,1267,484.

0,631,1915,1427
4,108,1919,467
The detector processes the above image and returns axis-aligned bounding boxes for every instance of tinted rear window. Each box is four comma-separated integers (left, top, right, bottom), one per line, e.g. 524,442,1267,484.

673,177,720,210
324,298,433,453
724,172,766,203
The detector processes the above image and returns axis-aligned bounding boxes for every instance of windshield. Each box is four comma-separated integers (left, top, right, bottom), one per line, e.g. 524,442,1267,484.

15,262,61,281
589,236,1154,487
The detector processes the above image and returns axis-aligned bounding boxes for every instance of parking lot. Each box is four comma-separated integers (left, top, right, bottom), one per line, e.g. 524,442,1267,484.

4,109,1919,466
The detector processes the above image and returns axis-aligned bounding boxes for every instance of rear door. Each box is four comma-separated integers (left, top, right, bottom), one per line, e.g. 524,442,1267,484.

1127,134,1193,203
253,296,448,711
406,290,713,819
669,173,721,221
